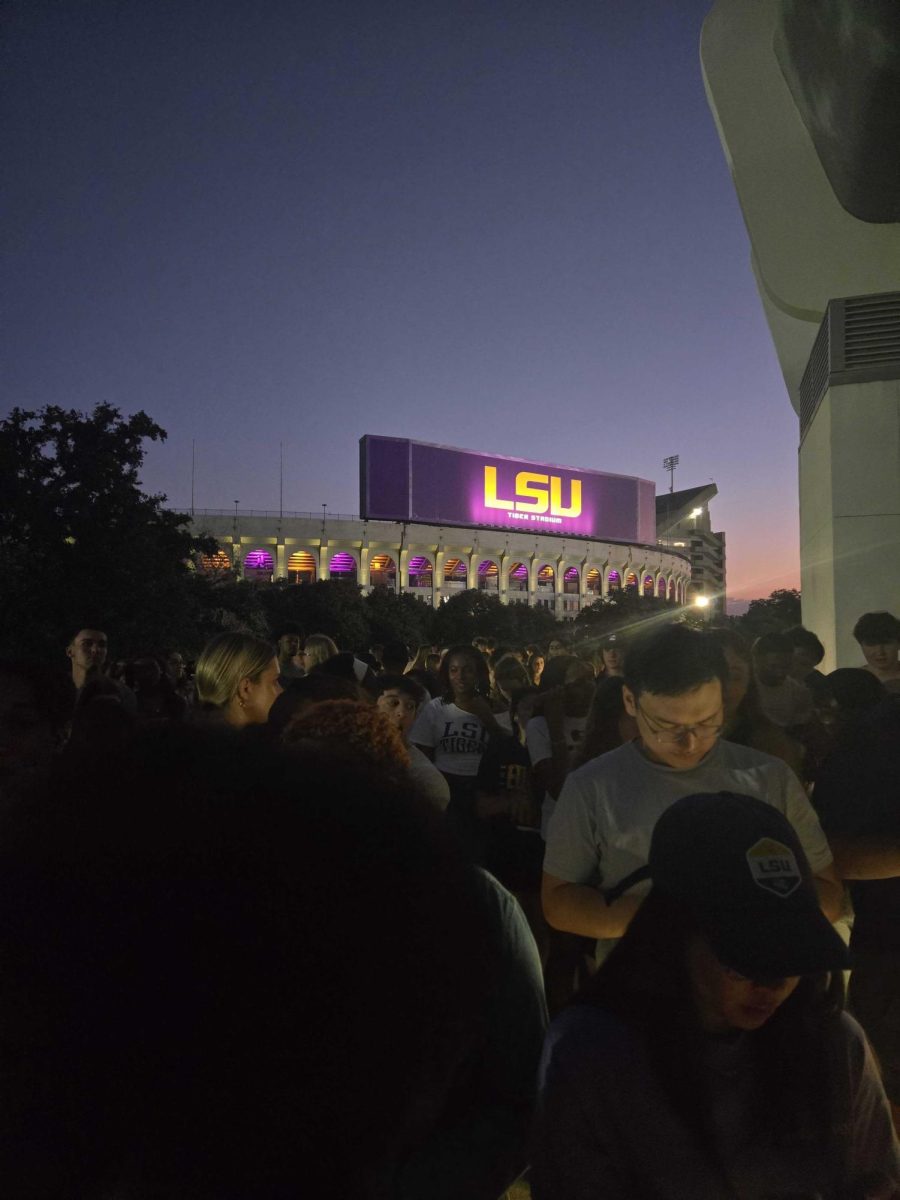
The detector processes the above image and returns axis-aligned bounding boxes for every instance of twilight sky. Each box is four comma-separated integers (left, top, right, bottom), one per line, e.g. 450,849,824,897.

4,0,802,603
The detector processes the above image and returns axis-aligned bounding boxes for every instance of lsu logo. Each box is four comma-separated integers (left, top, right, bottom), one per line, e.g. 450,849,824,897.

483,466,582,517
746,837,802,898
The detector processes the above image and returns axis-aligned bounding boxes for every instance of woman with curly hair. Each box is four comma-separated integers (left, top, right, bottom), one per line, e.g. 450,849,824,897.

282,699,410,779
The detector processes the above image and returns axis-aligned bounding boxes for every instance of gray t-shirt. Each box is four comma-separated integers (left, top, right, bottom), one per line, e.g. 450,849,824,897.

544,738,832,911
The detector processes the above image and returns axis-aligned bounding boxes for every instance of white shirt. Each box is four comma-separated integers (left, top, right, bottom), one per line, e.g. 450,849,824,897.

410,698,488,777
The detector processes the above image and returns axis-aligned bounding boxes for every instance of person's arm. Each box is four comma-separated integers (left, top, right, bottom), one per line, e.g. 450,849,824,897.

541,872,642,940
457,694,505,737
410,701,437,761
779,765,844,922
828,835,900,881
812,862,844,924
526,715,567,803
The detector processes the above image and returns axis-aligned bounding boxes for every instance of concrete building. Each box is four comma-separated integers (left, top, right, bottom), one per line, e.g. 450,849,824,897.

188,509,691,620
702,0,900,668
656,484,726,615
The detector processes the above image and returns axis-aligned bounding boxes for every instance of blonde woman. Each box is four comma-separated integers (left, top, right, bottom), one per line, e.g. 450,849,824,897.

195,632,282,728
300,634,339,671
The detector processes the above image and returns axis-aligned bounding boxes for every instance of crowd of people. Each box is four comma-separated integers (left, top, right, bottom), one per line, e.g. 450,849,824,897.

1,610,899,1196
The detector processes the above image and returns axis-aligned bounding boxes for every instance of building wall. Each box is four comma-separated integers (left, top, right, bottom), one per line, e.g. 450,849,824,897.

190,513,692,619
660,510,726,615
800,378,900,669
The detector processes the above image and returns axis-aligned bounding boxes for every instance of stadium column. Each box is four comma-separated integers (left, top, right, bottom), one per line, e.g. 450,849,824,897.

275,542,286,581
398,547,409,596
467,551,478,592
499,550,509,606
317,543,328,582
528,555,539,607
554,555,564,620
359,545,370,589
434,547,445,605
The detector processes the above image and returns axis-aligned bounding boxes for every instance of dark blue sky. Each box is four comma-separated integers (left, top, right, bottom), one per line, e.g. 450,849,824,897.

4,0,801,600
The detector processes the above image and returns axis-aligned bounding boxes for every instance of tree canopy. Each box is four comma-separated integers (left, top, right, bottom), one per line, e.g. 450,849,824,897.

733,589,802,640
2,404,702,665
0,405,212,660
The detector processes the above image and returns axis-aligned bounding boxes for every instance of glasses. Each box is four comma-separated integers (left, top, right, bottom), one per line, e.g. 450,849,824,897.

636,701,724,745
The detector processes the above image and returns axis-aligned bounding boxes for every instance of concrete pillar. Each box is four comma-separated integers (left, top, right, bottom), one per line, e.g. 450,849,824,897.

434,548,445,604
467,552,478,592
800,378,900,669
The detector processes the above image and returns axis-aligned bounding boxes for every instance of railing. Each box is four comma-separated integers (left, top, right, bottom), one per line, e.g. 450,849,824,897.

187,508,361,521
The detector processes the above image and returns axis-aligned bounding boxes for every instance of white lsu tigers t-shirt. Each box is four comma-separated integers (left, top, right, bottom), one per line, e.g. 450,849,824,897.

410,698,488,777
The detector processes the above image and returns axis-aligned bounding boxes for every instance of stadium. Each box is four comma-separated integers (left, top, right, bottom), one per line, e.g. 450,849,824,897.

189,436,695,618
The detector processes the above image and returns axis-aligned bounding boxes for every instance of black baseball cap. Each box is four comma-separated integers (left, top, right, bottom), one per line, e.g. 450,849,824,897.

648,792,850,979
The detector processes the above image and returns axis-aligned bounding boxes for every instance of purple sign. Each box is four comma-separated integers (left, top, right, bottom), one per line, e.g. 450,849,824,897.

360,436,656,544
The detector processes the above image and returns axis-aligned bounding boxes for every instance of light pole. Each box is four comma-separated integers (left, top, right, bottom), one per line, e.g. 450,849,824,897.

662,455,679,548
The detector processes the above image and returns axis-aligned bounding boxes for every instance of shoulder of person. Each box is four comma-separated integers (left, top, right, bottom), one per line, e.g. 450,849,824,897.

568,739,637,778
716,737,791,773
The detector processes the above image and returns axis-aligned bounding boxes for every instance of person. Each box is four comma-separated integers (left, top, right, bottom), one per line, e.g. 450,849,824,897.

532,792,900,1198
476,696,546,964
0,730,547,1199
547,638,566,659
275,627,305,682
490,654,533,733
304,633,378,694
526,656,595,837
406,644,441,699
707,628,806,780
163,650,193,702
787,624,829,697
528,650,545,688
570,676,638,769
410,644,503,857
374,674,450,811
66,627,109,691
752,630,815,729
0,660,70,797
301,633,340,671
66,626,136,713
128,654,187,729
283,698,410,779
264,673,363,746
854,611,900,693
380,640,411,675
598,633,625,678
814,694,900,1134
824,667,886,741
194,631,282,728
542,624,841,966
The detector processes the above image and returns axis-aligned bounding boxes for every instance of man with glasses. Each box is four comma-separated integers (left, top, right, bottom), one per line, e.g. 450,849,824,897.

542,625,841,964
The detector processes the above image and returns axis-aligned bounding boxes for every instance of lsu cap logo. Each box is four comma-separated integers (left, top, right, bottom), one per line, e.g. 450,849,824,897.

746,837,802,898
